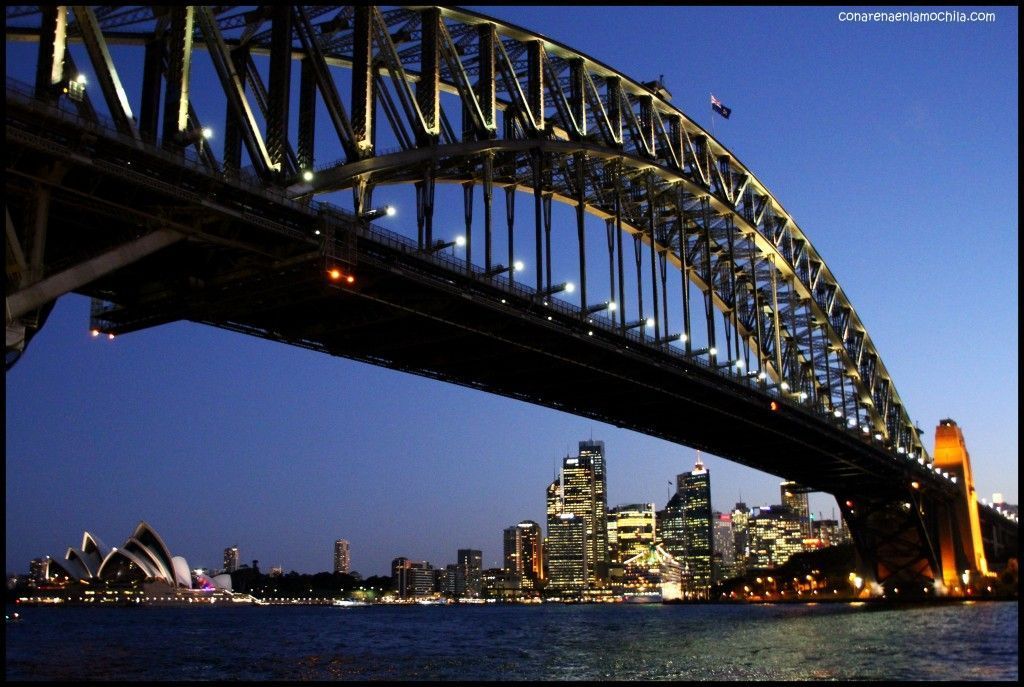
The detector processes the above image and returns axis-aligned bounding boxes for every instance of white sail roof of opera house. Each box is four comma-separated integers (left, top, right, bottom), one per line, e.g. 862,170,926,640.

44,521,231,592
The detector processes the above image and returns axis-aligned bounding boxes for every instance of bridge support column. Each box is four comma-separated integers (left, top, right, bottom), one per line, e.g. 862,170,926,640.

932,419,989,588
839,491,942,597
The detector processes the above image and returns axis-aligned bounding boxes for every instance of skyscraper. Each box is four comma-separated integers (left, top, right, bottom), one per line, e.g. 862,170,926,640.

457,549,483,598
731,502,750,575
577,439,609,578
712,512,737,581
504,520,544,585
780,481,811,538
748,506,804,568
546,513,587,591
333,539,350,574
223,546,240,573
607,503,657,564
680,454,712,598
658,492,687,563
545,441,610,588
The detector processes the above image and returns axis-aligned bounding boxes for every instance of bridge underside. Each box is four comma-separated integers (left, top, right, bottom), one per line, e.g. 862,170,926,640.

85,226,916,501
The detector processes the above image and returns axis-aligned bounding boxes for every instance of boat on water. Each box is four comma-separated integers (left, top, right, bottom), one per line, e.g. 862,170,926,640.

333,599,370,607
622,592,663,604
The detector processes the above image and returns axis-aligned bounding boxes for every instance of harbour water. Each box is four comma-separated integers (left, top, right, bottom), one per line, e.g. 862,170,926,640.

4,601,1017,681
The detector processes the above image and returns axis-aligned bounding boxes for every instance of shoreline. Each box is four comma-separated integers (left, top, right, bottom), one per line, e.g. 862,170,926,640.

8,595,1017,609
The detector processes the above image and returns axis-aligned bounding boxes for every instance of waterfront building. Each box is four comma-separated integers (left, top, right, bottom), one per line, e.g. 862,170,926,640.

333,539,351,575
504,520,544,586
29,557,48,584
32,522,231,593
457,549,483,598
712,512,738,581
748,506,804,568
811,516,850,546
223,546,240,574
269,566,284,577
391,557,434,598
545,440,611,587
658,492,686,563
578,440,610,578
680,454,713,598
481,568,521,600
607,503,657,564
438,564,459,597
546,513,587,591
780,481,811,538
731,502,750,574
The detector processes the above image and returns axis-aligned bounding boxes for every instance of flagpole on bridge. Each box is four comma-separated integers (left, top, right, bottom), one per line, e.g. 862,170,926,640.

709,93,716,138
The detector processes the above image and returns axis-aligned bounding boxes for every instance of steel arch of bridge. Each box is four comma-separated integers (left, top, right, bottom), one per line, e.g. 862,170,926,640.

5,6,925,457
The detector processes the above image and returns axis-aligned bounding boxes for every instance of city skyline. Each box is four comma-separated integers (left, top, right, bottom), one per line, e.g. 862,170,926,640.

5,6,1018,578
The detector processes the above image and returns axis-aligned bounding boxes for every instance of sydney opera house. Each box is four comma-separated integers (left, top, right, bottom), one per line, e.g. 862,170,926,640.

40,521,232,594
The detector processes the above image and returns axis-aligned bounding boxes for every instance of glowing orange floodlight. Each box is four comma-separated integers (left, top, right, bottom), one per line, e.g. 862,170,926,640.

327,267,356,285
770,401,779,412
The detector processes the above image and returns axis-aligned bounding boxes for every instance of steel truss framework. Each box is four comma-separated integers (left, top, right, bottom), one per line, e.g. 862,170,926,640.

5,6,1017,590
5,4,926,457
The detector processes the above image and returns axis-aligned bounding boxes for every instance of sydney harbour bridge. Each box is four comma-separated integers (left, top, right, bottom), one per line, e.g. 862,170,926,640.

4,5,1017,595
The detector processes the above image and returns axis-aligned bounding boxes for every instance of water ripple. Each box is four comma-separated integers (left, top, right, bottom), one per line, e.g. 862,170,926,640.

4,601,1017,681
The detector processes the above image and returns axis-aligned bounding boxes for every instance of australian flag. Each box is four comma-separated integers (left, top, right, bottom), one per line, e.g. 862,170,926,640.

711,94,731,119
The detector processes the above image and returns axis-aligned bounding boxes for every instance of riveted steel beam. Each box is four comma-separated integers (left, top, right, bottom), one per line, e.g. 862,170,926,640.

71,6,139,139
161,5,192,149
195,5,275,178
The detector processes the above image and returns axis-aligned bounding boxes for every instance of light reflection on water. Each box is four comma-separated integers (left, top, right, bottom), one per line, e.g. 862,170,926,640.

4,601,1017,681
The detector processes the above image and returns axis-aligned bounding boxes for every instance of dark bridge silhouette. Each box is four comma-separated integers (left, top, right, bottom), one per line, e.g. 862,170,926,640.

4,5,1016,594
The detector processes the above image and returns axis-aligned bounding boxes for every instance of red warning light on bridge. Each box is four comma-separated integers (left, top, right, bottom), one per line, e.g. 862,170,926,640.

326,267,356,285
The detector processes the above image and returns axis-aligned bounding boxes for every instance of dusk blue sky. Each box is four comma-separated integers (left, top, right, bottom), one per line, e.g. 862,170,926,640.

5,6,1018,577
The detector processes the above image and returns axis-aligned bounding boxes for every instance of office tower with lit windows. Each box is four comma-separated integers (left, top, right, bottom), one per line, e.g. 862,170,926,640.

29,557,48,584
438,564,459,597
658,492,687,563
680,454,713,597
546,513,587,591
545,441,610,587
577,440,609,577
392,557,434,598
812,515,850,546
747,506,804,568
333,539,350,574
457,549,483,598
712,512,738,581
780,481,811,538
223,546,240,573
504,520,544,585
731,502,750,574
607,503,657,564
